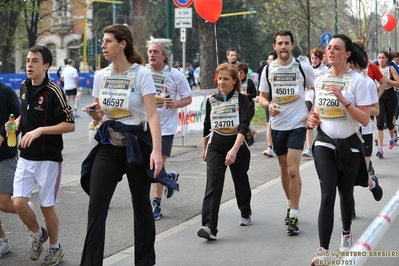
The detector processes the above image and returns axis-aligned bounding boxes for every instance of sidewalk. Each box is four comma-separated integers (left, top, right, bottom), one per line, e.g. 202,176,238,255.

104,141,399,265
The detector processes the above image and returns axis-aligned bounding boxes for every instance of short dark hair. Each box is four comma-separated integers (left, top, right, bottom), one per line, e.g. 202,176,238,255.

236,62,249,74
64,58,69,64
269,51,277,60
226,48,237,56
273,30,294,45
29,45,53,67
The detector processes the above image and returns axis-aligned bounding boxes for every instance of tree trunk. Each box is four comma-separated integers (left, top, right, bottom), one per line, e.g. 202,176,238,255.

0,2,22,73
197,16,218,90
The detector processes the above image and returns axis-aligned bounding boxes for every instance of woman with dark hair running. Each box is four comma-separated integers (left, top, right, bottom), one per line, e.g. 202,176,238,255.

309,34,371,264
375,51,399,158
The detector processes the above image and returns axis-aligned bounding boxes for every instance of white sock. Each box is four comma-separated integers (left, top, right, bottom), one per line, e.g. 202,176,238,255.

50,243,60,249
369,181,376,190
290,209,300,217
287,200,291,208
34,228,43,240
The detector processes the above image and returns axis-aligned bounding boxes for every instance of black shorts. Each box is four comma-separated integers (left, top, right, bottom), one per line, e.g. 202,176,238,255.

162,135,174,156
271,127,306,156
65,88,77,96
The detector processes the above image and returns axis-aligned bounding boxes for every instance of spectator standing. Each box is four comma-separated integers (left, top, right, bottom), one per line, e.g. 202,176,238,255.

56,58,69,88
61,59,80,117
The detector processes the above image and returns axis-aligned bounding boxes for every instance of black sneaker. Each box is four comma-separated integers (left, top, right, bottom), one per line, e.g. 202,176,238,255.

284,208,290,225
368,161,375,176
287,217,299,235
370,175,383,201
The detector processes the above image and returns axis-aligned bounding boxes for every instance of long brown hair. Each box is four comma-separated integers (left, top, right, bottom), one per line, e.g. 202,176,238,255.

103,24,144,64
215,63,241,92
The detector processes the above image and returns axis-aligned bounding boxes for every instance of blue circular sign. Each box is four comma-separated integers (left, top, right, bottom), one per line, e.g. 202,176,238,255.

174,0,193,8
320,32,333,46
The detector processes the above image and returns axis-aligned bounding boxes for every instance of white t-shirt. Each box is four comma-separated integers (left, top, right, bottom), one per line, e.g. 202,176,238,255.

360,75,378,135
92,64,156,125
61,65,78,90
305,64,329,103
152,66,191,136
259,57,316,130
315,70,371,139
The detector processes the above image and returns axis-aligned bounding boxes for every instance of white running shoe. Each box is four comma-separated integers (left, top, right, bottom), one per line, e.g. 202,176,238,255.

0,238,11,258
339,231,352,254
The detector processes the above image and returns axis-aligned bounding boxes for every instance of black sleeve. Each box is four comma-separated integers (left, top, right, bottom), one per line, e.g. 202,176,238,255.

237,93,250,137
246,79,257,101
203,97,212,138
0,85,21,138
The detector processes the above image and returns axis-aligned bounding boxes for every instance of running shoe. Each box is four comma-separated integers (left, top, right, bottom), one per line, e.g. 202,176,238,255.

42,246,64,266
311,247,331,266
302,148,313,157
197,226,217,240
284,208,290,225
152,203,162,221
29,227,48,260
239,216,252,226
163,171,179,199
368,161,375,176
370,175,383,201
339,231,352,253
287,216,299,235
376,148,384,159
262,148,275,157
388,139,395,149
0,238,11,258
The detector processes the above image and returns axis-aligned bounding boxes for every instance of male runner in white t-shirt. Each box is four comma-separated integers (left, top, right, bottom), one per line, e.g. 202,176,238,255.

258,30,316,235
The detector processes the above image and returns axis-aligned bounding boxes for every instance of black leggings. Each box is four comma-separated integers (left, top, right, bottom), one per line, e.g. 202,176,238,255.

80,144,155,266
313,145,362,250
376,89,397,130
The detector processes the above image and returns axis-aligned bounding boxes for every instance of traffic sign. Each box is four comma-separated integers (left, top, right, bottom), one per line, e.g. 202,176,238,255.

175,8,192,29
173,0,193,8
320,32,333,46
180,28,186,42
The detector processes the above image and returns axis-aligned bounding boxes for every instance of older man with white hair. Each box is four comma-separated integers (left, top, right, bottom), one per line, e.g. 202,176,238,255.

146,36,192,220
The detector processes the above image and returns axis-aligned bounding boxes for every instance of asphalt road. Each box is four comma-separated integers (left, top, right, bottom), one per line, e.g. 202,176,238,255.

1,92,287,265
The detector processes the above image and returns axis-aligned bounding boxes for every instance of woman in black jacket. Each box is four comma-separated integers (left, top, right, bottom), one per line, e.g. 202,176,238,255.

197,63,252,240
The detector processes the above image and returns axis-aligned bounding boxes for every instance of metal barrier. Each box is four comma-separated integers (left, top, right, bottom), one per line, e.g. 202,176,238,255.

345,188,399,265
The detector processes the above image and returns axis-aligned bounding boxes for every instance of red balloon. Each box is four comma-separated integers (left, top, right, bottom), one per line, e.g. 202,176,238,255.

194,0,223,23
381,14,396,32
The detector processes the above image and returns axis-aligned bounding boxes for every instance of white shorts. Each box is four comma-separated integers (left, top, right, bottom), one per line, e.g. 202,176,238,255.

13,158,62,207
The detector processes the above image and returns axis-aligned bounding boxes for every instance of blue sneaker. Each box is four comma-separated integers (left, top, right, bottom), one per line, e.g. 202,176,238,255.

164,171,179,199
152,203,162,221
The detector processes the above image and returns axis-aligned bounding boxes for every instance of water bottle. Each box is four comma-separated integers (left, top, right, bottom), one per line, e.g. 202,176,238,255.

7,114,16,147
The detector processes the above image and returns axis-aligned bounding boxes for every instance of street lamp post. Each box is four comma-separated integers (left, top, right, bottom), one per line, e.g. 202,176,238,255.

83,0,123,72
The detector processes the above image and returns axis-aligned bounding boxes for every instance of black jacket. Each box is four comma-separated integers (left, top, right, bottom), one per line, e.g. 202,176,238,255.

19,76,74,162
0,82,20,161
203,89,250,138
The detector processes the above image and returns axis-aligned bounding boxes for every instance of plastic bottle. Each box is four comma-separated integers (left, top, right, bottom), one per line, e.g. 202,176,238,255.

7,114,16,147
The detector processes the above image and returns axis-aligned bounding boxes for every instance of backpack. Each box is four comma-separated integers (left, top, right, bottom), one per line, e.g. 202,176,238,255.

265,58,307,100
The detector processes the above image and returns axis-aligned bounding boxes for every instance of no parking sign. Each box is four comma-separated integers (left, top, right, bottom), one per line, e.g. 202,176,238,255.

173,0,193,8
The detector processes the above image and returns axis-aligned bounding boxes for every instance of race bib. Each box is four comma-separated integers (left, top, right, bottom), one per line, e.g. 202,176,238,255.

99,68,135,120
210,94,240,134
315,75,351,120
150,68,170,108
270,65,300,104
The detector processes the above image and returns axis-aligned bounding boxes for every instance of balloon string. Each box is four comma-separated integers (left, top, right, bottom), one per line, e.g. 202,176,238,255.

214,23,219,65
